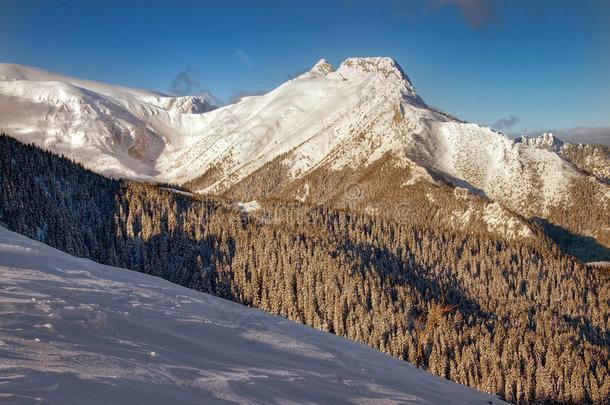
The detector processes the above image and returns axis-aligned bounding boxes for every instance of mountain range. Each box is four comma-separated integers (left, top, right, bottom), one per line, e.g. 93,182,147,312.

1,59,608,262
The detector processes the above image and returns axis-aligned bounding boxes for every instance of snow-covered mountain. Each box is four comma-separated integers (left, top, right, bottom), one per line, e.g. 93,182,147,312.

1,60,608,258
0,226,507,404
0,63,214,179
520,132,610,183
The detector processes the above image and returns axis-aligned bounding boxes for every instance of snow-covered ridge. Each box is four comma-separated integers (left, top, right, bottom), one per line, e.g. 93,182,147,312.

518,132,610,183
0,63,214,112
0,63,219,179
0,226,507,404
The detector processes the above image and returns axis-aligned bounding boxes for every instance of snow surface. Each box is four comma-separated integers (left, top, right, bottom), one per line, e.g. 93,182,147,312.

0,226,507,404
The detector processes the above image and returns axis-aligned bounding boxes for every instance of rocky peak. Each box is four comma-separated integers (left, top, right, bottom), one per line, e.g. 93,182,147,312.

310,59,335,75
519,132,565,153
337,57,406,80
336,57,426,107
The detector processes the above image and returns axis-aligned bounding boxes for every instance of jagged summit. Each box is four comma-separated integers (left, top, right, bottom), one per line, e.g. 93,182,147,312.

517,132,610,184
518,132,565,152
309,57,412,79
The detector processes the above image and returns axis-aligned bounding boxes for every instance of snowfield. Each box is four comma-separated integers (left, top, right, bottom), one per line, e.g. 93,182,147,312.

0,226,507,404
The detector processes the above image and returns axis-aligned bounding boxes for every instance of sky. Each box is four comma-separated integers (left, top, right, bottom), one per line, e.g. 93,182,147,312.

1,0,609,144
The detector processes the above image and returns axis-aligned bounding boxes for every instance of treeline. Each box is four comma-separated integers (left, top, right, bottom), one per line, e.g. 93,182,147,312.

1,134,609,404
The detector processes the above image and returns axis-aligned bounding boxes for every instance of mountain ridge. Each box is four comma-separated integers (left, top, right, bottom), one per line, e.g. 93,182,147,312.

0,59,608,260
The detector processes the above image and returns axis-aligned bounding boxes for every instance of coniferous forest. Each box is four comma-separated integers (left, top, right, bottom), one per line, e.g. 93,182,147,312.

1,134,609,404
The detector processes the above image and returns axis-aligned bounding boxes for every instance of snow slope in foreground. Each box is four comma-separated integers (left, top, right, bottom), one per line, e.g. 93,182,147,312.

0,226,507,404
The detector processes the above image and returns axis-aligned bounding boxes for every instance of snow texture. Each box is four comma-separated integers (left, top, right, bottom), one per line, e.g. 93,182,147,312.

0,226,507,404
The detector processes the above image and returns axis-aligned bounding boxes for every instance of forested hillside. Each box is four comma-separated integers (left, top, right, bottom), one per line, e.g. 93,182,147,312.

1,134,609,404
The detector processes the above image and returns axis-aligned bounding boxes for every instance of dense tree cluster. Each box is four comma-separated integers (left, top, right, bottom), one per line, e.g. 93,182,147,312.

1,134,609,404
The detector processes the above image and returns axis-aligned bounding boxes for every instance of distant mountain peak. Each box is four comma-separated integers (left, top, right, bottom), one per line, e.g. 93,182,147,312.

519,132,565,152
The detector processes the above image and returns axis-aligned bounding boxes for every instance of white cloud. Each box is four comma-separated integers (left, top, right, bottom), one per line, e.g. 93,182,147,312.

234,49,253,69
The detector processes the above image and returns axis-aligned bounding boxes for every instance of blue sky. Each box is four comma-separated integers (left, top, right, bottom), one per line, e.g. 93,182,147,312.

1,0,609,144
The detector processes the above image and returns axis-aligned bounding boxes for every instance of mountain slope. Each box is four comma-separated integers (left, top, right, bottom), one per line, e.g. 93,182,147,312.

520,132,610,183
0,226,508,405
1,60,608,259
